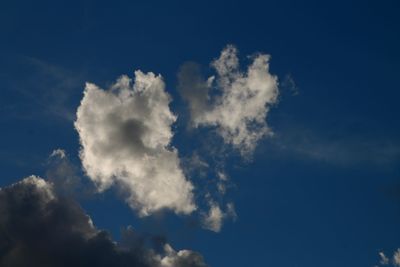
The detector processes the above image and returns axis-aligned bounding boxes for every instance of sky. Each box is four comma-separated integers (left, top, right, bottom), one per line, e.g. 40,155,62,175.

1,0,400,266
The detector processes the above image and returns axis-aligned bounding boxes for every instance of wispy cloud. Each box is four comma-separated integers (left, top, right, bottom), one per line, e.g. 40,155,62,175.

263,123,400,167
0,55,85,121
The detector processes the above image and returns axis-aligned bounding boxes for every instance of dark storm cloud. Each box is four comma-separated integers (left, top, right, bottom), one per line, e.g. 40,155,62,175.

0,176,207,267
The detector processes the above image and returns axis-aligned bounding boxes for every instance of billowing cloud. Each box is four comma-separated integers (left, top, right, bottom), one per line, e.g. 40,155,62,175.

75,71,195,216
178,45,279,156
0,176,207,267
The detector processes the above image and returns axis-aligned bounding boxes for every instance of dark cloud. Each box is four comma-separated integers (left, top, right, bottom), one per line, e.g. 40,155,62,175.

0,176,207,267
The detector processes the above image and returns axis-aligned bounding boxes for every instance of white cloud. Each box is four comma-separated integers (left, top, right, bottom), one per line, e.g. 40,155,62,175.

159,244,207,267
201,201,236,232
202,202,224,232
75,71,196,216
217,171,228,181
50,148,66,159
375,249,400,267
179,45,279,156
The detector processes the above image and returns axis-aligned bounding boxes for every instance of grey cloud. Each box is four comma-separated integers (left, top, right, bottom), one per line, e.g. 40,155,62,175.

0,176,208,267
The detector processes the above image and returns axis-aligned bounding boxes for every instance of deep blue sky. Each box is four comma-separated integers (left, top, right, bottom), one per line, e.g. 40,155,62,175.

1,1,400,266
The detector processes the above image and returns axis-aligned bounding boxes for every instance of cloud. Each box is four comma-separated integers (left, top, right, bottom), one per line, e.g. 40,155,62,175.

178,45,279,156
394,249,400,266
75,71,196,216
202,202,224,232
160,244,207,267
281,73,299,96
50,148,67,159
177,45,278,231
268,124,400,167
201,201,237,233
375,249,400,267
0,56,84,122
46,148,90,198
181,152,209,179
380,252,390,265
0,176,207,267
216,171,229,195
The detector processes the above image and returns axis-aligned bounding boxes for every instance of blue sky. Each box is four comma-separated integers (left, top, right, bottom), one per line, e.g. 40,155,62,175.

1,1,400,266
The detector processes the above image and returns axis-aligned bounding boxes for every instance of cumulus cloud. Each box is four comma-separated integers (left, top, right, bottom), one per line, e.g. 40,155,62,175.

178,45,279,156
0,176,207,267
75,71,195,216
